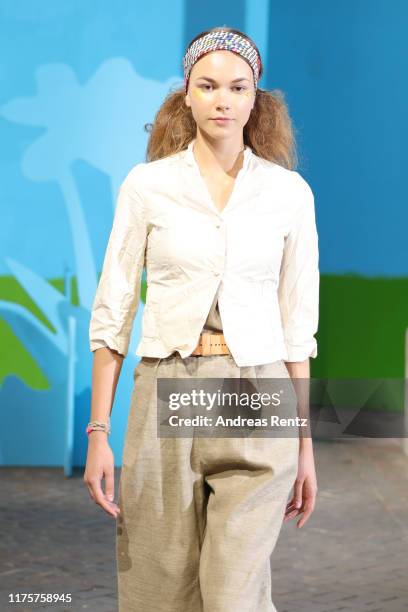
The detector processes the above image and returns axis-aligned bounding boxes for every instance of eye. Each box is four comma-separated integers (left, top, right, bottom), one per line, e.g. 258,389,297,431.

233,86,246,92
199,84,212,91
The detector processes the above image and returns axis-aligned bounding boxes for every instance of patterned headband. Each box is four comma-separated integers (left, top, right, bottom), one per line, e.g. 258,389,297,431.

183,30,262,93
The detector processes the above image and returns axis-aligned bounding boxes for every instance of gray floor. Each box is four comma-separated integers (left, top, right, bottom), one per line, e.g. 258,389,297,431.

1,438,408,612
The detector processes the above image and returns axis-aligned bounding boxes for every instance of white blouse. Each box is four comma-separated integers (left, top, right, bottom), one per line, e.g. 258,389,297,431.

89,138,320,367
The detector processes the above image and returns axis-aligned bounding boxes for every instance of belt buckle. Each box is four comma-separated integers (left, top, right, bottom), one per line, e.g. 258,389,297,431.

201,333,212,356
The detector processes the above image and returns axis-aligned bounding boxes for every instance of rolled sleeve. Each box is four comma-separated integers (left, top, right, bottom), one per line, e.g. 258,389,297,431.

278,174,320,362
89,167,147,357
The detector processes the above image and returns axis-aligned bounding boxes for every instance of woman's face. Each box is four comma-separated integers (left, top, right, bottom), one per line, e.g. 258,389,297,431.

185,50,256,140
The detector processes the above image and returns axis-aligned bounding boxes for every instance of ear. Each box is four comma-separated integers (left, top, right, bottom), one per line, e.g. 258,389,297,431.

185,93,190,108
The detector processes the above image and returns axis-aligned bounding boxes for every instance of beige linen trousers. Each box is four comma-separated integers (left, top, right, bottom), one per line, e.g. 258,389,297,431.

116,292,299,611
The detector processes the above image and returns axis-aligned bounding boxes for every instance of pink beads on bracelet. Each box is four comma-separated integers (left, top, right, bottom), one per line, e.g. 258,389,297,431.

85,419,111,436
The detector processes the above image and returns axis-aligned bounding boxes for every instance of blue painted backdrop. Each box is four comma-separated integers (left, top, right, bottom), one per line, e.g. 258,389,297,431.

0,0,406,467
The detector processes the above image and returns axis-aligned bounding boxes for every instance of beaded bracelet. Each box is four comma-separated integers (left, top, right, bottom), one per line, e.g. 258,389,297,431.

86,419,111,436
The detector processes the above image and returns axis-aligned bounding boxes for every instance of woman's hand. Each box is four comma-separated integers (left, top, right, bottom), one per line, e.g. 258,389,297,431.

284,441,318,529
83,432,121,519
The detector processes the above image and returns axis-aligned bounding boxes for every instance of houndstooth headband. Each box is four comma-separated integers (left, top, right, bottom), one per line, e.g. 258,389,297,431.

183,31,262,93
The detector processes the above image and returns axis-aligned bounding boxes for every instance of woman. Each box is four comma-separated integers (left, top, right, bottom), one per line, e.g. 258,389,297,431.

84,26,319,612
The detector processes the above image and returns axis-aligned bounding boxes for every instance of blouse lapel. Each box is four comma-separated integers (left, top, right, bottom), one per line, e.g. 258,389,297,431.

180,138,264,217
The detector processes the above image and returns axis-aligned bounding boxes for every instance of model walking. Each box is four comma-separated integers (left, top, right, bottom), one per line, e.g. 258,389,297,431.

84,26,319,612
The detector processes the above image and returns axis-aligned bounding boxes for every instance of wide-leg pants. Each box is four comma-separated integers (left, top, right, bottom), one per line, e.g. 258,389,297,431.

116,353,299,612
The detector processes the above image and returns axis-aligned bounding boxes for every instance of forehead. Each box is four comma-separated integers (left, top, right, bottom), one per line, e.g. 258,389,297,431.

190,50,252,79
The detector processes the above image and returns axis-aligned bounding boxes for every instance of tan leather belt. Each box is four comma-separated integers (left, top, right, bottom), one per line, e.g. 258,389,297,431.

191,332,231,356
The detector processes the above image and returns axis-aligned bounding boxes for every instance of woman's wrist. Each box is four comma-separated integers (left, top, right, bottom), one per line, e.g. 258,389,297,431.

86,418,111,436
299,435,313,450
87,430,109,442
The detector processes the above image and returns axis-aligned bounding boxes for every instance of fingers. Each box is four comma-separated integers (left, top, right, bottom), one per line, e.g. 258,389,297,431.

283,481,317,528
104,470,115,503
84,476,121,519
283,481,303,522
103,470,121,519
296,497,316,529
93,479,120,517
292,479,303,510
283,502,301,522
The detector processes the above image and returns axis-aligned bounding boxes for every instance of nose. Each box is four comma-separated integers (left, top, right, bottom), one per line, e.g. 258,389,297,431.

214,87,232,110
215,98,231,111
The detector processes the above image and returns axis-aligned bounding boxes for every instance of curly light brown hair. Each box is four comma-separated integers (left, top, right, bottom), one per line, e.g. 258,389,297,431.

144,26,298,170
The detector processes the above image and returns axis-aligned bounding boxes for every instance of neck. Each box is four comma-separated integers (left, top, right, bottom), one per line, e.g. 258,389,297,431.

192,133,245,175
